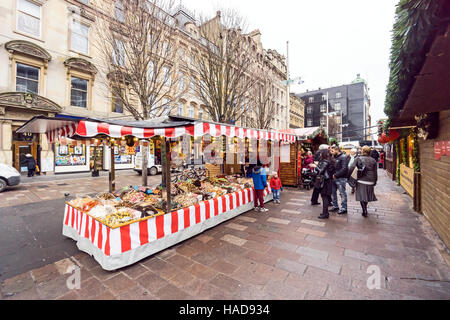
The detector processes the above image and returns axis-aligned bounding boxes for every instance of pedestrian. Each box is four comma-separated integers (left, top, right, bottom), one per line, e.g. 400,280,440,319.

355,146,378,217
303,151,314,170
330,145,349,215
24,154,37,177
310,149,336,219
270,171,283,204
252,161,268,212
370,147,380,163
347,148,358,194
310,144,329,206
379,151,385,169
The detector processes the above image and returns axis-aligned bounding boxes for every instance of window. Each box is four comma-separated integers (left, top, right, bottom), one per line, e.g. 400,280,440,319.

308,97,314,103
198,109,203,120
70,76,88,108
179,72,186,91
114,0,125,22
113,39,125,66
16,63,39,94
111,87,124,113
281,91,284,101
190,77,197,94
322,95,326,101
188,106,194,118
320,104,327,113
163,67,171,85
307,119,313,126
336,92,342,99
17,0,41,38
334,103,341,111
148,61,154,80
177,103,183,116
71,20,89,55
320,117,326,127
307,106,313,114
78,0,89,4
161,98,170,116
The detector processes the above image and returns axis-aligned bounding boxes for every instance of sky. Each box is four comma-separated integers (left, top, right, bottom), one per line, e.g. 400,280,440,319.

180,0,399,127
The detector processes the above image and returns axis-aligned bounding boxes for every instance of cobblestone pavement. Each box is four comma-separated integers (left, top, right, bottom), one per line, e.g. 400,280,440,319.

1,171,449,300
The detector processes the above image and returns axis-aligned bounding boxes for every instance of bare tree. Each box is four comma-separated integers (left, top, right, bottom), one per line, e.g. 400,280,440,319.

91,0,188,185
92,0,188,120
191,9,257,124
248,65,277,130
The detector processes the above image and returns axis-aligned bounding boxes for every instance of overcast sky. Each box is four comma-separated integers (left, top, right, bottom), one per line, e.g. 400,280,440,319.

180,0,399,126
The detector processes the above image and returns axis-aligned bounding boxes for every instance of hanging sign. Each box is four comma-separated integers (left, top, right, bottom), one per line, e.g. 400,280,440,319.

434,141,450,160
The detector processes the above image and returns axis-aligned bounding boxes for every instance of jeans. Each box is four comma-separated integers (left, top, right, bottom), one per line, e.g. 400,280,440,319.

332,178,347,210
254,189,265,208
273,189,281,201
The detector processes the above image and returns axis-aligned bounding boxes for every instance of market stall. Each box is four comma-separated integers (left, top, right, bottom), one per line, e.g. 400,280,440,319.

17,115,295,270
279,127,328,187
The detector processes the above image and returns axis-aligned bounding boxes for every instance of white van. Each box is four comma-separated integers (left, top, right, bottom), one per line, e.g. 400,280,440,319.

134,151,161,176
0,163,21,192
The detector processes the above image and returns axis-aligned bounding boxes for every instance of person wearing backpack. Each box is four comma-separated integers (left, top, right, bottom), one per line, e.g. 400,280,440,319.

310,149,336,219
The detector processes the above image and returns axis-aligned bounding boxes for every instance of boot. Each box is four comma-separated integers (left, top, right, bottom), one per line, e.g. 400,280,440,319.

361,202,368,217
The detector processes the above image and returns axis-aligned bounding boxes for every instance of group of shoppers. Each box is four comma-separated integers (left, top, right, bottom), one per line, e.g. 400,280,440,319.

308,145,378,219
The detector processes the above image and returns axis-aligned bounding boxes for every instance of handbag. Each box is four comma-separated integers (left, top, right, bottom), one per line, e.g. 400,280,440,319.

350,166,358,180
313,174,324,189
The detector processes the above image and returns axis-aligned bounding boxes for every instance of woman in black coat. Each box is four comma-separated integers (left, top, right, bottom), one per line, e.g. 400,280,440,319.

24,154,37,177
311,149,336,219
355,146,378,217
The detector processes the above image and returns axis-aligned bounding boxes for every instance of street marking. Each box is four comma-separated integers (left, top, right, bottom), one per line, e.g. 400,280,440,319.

281,209,301,215
267,217,291,225
289,198,307,202
237,216,257,223
297,227,327,238
221,234,247,246
286,202,307,206
301,219,326,227
226,223,248,231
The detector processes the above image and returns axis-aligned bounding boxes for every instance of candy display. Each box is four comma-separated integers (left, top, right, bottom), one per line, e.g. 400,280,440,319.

67,174,255,228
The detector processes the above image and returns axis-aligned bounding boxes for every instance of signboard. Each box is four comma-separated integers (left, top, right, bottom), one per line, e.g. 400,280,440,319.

281,144,290,163
434,141,450,160
400,164,414,198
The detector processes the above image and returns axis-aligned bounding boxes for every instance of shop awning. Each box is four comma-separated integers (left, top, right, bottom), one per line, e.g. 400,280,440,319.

17,115,296,143
279,127,324,140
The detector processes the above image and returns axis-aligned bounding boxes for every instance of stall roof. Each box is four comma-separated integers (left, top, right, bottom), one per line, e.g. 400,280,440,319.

17,114,296,143
279,127,324,140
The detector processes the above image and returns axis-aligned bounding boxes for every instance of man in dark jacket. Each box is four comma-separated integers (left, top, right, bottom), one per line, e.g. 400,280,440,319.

330,146,348,214
24,154,37,177
310,145,329,205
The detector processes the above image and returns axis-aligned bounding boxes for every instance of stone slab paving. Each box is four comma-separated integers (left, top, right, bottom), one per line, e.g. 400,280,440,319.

1,170,450,300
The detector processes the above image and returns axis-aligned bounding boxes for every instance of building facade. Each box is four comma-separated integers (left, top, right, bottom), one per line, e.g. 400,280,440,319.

289,93,304,129
0,0,288,174
296,74,371,142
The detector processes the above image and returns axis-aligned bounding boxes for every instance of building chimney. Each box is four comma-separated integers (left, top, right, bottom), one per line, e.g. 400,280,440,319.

216,11,221,18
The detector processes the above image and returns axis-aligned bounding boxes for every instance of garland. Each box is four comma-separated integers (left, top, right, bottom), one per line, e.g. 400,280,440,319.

402,137,408,167
411,128,420,172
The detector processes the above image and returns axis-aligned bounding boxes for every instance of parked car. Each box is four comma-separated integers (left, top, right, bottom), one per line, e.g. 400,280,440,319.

0,163,21,192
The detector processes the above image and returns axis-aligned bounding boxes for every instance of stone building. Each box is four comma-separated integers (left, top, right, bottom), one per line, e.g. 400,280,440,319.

289,93,304,129
0,0,288,174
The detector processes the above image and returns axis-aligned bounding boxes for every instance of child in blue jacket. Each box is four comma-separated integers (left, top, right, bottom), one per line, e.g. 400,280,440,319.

252,163,268,212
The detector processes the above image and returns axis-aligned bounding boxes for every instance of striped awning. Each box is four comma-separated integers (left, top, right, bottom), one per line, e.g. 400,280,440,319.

76,120,296,142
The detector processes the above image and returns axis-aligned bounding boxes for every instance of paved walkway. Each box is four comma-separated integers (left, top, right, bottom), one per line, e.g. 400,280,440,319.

1,171,449,300
0,170,160,208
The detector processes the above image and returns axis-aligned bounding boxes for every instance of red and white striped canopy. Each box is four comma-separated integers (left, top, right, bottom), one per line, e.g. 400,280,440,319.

71,120,296,143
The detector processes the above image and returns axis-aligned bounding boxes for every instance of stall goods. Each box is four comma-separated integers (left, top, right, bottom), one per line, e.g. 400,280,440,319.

67,175,256,228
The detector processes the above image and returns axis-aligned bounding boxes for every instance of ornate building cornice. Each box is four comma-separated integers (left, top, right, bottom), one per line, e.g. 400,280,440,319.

64,57,98,74
0,92,62,113
4,40,52,62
